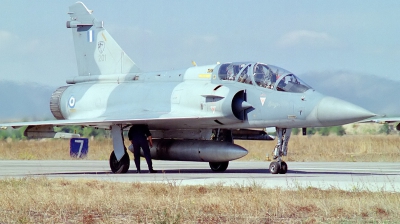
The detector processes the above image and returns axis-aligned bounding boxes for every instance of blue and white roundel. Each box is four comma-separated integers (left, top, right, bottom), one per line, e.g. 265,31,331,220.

68,96,76,108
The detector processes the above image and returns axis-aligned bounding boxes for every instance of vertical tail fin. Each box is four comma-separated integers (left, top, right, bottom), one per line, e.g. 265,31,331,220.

67,2,141,76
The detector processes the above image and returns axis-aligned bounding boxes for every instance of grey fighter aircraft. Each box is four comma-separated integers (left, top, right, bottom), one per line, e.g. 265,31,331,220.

0,2,375,174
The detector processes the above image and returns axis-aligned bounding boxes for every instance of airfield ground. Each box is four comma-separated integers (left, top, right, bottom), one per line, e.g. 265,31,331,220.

0,124,399,223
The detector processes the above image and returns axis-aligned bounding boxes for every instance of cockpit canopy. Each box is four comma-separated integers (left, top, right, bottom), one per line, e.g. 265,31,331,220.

218,62,312,93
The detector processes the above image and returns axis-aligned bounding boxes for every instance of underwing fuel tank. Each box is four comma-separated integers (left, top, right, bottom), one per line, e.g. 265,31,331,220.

141,139,248,162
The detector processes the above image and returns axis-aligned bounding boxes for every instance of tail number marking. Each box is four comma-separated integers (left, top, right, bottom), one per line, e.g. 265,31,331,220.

98,54,107,62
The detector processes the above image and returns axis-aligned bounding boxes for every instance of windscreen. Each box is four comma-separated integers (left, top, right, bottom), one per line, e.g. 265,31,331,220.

218,62,312,93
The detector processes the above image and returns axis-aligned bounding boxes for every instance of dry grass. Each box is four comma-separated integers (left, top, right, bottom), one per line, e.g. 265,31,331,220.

2,135,400,162
0,138,113,160
0,178,399,223
237,135,400,162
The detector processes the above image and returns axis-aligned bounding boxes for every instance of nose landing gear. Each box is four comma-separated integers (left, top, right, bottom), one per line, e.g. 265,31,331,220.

269,160,287,174
269,127,291,174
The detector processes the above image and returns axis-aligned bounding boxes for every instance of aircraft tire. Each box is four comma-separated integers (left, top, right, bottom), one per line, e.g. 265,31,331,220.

269,161,280,174
278,161,288,174
109,151,130,173
209,161,229,172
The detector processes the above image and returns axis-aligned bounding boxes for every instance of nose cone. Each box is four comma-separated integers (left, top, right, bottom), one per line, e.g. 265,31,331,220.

314,97,375,126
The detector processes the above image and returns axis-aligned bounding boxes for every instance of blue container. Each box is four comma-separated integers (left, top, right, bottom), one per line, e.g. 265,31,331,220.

70,138,89,158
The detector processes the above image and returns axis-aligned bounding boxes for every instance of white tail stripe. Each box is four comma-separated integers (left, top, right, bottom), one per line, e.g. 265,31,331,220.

87,30,94,42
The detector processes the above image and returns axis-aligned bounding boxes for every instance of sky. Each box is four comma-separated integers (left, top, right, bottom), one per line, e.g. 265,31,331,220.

1,1,400,119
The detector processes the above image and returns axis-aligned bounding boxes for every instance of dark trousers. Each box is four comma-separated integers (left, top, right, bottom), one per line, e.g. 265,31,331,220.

132,139,153,171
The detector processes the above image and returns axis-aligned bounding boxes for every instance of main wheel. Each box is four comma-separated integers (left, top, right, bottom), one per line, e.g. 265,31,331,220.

269,161,280,174
109,151,130,173
209,161,229,172
278,161,288,174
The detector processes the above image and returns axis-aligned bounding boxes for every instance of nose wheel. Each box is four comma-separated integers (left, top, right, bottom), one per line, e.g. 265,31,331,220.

269,161,287,174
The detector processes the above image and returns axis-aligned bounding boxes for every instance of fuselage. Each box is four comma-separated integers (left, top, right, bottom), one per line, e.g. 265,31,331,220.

50,62,374,130
53,63,372,129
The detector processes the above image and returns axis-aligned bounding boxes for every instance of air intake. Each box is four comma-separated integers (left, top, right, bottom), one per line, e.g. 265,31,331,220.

231,90,253,120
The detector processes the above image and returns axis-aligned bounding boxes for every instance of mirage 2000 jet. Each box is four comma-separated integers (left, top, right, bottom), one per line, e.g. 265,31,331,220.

0,2,375,174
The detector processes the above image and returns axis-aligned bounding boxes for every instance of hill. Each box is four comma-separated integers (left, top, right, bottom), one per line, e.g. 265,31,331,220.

0,81,55,122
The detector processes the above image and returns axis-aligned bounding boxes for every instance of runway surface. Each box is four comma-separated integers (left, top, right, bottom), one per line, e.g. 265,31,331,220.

0,160,399,192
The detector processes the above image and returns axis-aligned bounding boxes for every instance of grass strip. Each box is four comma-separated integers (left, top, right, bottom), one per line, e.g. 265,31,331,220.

0,177,399,223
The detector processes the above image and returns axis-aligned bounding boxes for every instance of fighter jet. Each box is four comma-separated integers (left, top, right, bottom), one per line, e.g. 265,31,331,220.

0,2,375,174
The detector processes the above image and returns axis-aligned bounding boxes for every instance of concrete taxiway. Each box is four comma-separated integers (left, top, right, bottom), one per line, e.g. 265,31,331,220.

0,160,399,192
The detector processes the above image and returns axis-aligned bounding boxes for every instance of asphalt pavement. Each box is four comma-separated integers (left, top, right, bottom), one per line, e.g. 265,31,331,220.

0,160,399,192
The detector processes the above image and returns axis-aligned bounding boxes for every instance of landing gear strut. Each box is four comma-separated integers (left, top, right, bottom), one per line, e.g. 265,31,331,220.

269,127,291,174
109,124,130,173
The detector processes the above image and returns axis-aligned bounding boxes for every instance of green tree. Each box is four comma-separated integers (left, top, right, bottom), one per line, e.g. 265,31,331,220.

0,129,8,140
306,128,317,135
82,127,108,138
318,127,330,136
292,128,300,135
379,123,390,135
332,126,346,136
0,126,27,140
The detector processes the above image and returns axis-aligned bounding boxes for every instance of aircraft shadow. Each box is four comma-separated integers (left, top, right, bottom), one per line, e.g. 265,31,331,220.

157,168,267,174
36,171,112,176
36,169,266,176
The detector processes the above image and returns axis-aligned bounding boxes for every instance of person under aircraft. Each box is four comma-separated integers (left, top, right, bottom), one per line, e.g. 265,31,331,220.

128,124,157,173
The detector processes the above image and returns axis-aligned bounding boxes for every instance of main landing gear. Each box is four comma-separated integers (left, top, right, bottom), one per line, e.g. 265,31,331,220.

269,127,291,174
209,161,229,172
109,150,130,173
109,125,130,174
